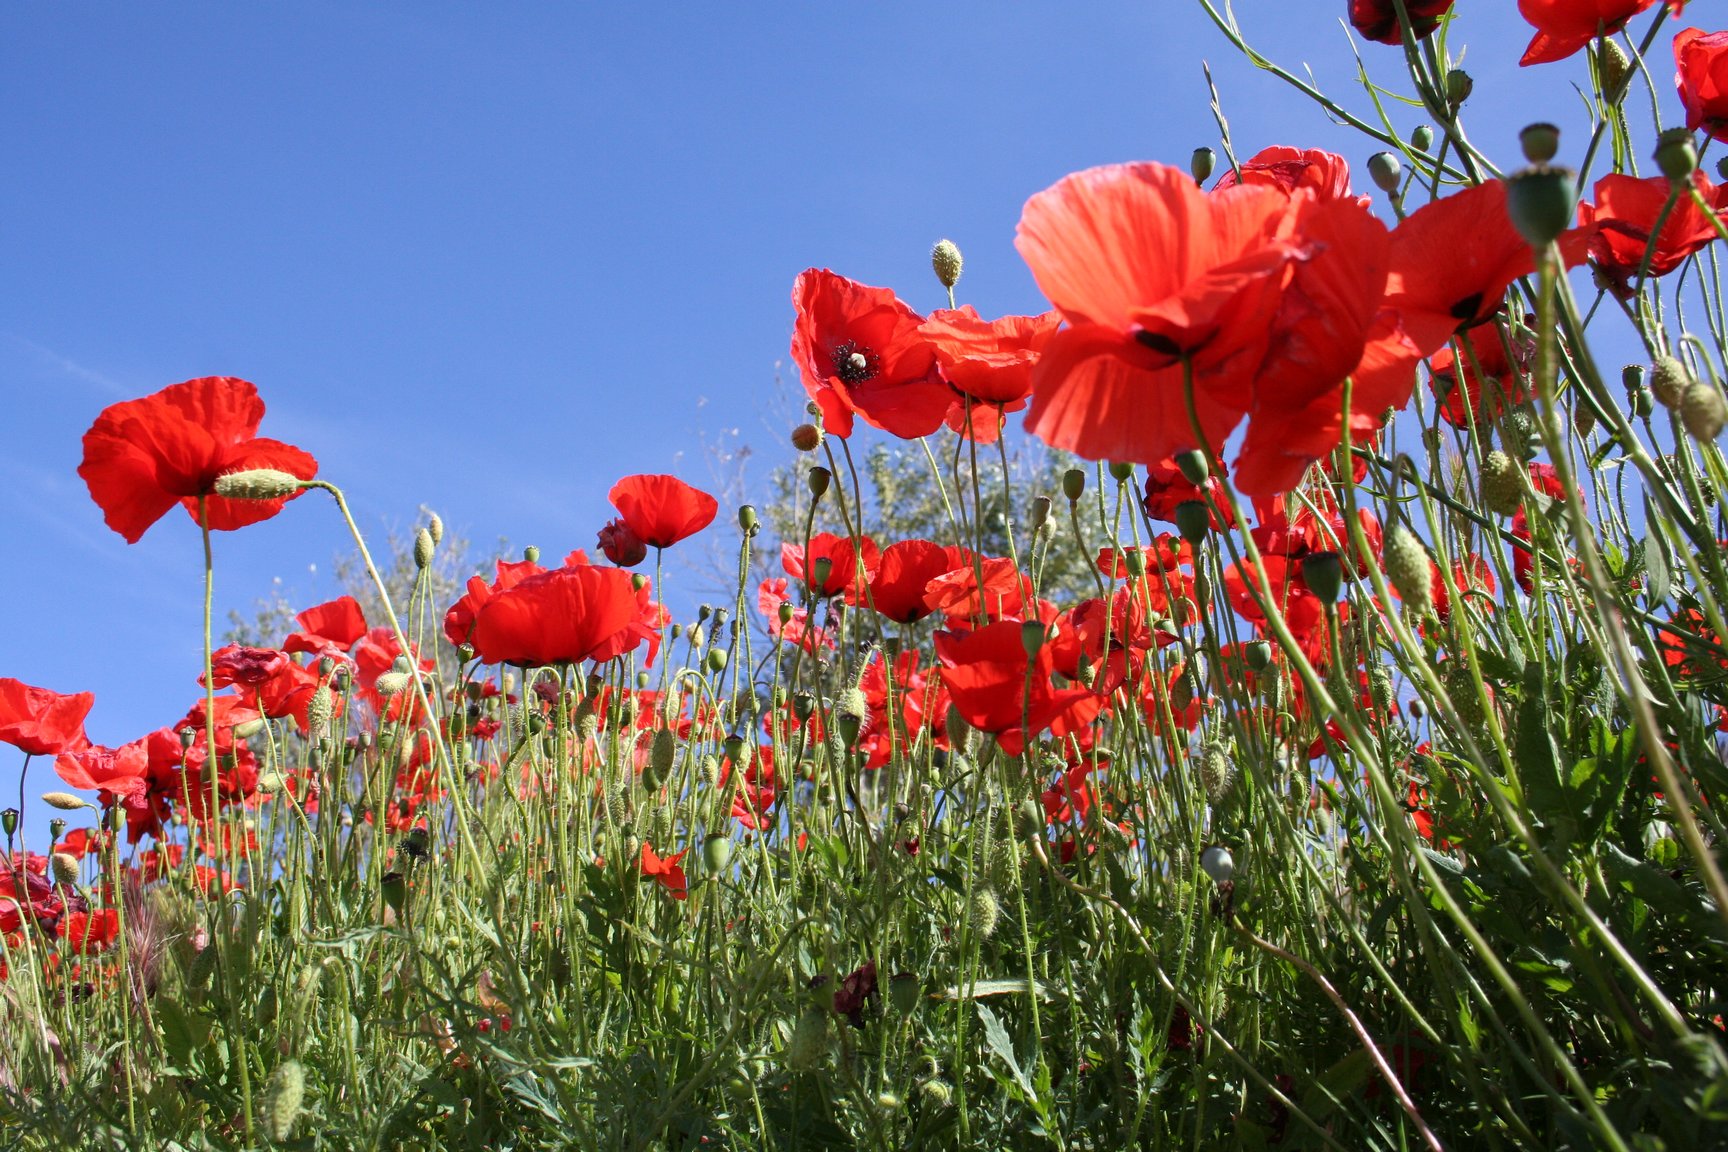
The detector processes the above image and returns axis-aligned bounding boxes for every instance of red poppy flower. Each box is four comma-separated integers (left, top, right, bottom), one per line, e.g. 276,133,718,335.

923,556,1034,627
59,908,120,954
203,645,290,690
596,518,648,567
282,595,367,662
1428,324,1534,426
935,619,1102,754
782,533,881,598
1223,556,1331,668
1140,456,1234,528
443,557,548,649
1386,180,1591,355
54,740,148,802
758,578,836,653
866,540,970,623
919,306,1061,442
639,842,688,900
607,474,719,551
1349,0,1455,45
790,269,949,439
469,564,657,667
1580,171,1728,297
0,679,94,757
1213,146,1365,204
78,376,318,544
1519,0,1671,67
1677,28,1728,140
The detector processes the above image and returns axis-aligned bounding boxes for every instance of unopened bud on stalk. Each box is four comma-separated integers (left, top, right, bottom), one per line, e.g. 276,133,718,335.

1481,450,1524,516
1654,129,1699,182
1682,384,1727,442
966,887,1002,939
1027,495,1051,534
1368,151,1402,194
931,238,964,289
1519,123,1561,165
1505,165,1579,247
1445,69,1473,107
810,557,832,592
1174,449,1210,487
1175,500,1210,545
1595,38,1630,96
50,853,79,889
1300,551,1343,603
1199,742,1235,802
375,671,412,698
1020,620,1047,658
41,792,89,811
213,469,305,500
261,1059,306,1143
791,423,823,452
1410,124,1434,153
1650,357,1690,409
1191,147,1216,184
738,504,759,533
706,647,728,673
1384,523,1433,617
414,527,435,570
807,466,831,499
427,512,444,545
1062,468,1086,502
648,728,677,787
1631,386,1656,418
703,835,732,872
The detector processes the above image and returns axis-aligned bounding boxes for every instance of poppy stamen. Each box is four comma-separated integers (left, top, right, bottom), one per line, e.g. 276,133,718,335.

831,341,879,385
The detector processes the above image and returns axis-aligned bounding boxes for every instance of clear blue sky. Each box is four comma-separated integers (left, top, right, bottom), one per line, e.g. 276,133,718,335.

0,3,1680,779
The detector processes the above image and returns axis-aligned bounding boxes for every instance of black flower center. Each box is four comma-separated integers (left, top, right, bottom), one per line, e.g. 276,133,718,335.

831,341,879,385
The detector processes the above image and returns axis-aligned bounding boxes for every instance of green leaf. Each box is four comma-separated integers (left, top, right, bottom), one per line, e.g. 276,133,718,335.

976,1002,1035,1099
1643,494,1673,604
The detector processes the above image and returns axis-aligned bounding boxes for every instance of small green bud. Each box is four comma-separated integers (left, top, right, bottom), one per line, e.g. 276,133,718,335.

738,504,758,533
427,512,444,545
1245,640,1273,672
1191,147,1216,184
41,792,89,812
1198,742,1235,803
647,728,677,787
1108,460,1136,483
50,852,79,889
1368,151,1402,194
413,527,434,569
1595,38,1630,97
889,972,920,1014
931,238,964,290
523,545,540,563
966,887,1002,939
1384,523,1433,617
213,468,304,500
1681,383,1726,442
1481,450,1524,516
1020,620,1047,658
1631,386,1655,418
706,647,728,673
261,1059,307,1143
1027,495,1051,534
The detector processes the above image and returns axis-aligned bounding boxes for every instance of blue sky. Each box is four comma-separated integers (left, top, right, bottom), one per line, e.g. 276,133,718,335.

0,2,1688,783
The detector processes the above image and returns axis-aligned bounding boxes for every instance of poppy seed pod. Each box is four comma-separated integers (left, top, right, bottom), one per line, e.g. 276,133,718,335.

523,545,540,563
1519,123,1561,165
48,818,65,843
1505,165,1579,248
213,468,306,501
889,972,920,1014
1384,523,1433,617
1631,387,1655,418
1368,151,1402,194
738,504,759,533
1654,129,1699,183
791,423,823,452
1174,449,1210,487
706,647,728,673
1108,460,1136,483
1300,551,1343,603
1682,383,1727,442
1410,124,1434,153
1445,69,1472,107
1191,146,1216,184
931,238,963,289
1175,500,1211,545
1020,620,1047,658
1062,468,1086,502
703,835,732,872
1027,495,1051,534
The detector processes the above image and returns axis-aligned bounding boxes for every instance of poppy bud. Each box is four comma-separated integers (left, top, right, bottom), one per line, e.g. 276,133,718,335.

647,728,676,787
213,468,305,500
1200,844,1234,885
966,887,1002,939
1445,69,1473,107
1062,468,1086,502
1027,495,1051,534
1505,165,1578,248
261,1059,306,1143
41,792,89,811
1682,384,1726,442
738,505,759,534
427,512,444,545
1650,357,1690,409
1384,523,1433,617
50,852,79,889
1301,552,1343,602
1654,129,1698,183
1368,151,1402,194
930,238,964,289
1020,620,1047,657
375,671,411,698
1108,460,1136,483
807,466,831,499
1190,146,1216,184
414,527,434,570
631,573,648,591
1174,449,1210,486
523,545,540,563
791,423,823,452
1123,548,1147,578
921,1079,953,1107
1199,742,1235,802
1481,450,1524,516
1410,124,1434,153
706,647,728,673
703,835,732,872
1595,38,1630,97
1519,123,1560,165
1175,500,1210,545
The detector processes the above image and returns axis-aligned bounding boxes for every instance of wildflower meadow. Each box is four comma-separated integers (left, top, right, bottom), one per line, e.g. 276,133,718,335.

7,2,1728,1148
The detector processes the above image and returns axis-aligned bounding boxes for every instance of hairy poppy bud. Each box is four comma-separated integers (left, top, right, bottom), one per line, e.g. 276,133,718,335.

41,792,89,811
1595,38,1630,97
1481,450,1524,516
213,468,305,500
1368,151,1402,194
1190,146,1216,184
50,852,79,889
375,671,411,698
427,512,444,545
1682,384,1726,442
1384,523,1433,616
1654,129,1698,183
1174,449,1210,487
966,887,1002,939
791,423,823,452
1519,123,1560,165
1062,467,1086,503
1198,742,1235,802
1200,845,1234,885
414,527,435,570
261,1059,306,1143
1300,551,1343,603
1505,165,1578,248
647,728,676,787
1175,500,1210,545
786,1010,830,1071
1410,124,1434,153
931,238,963,289
1650,357,1690,409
